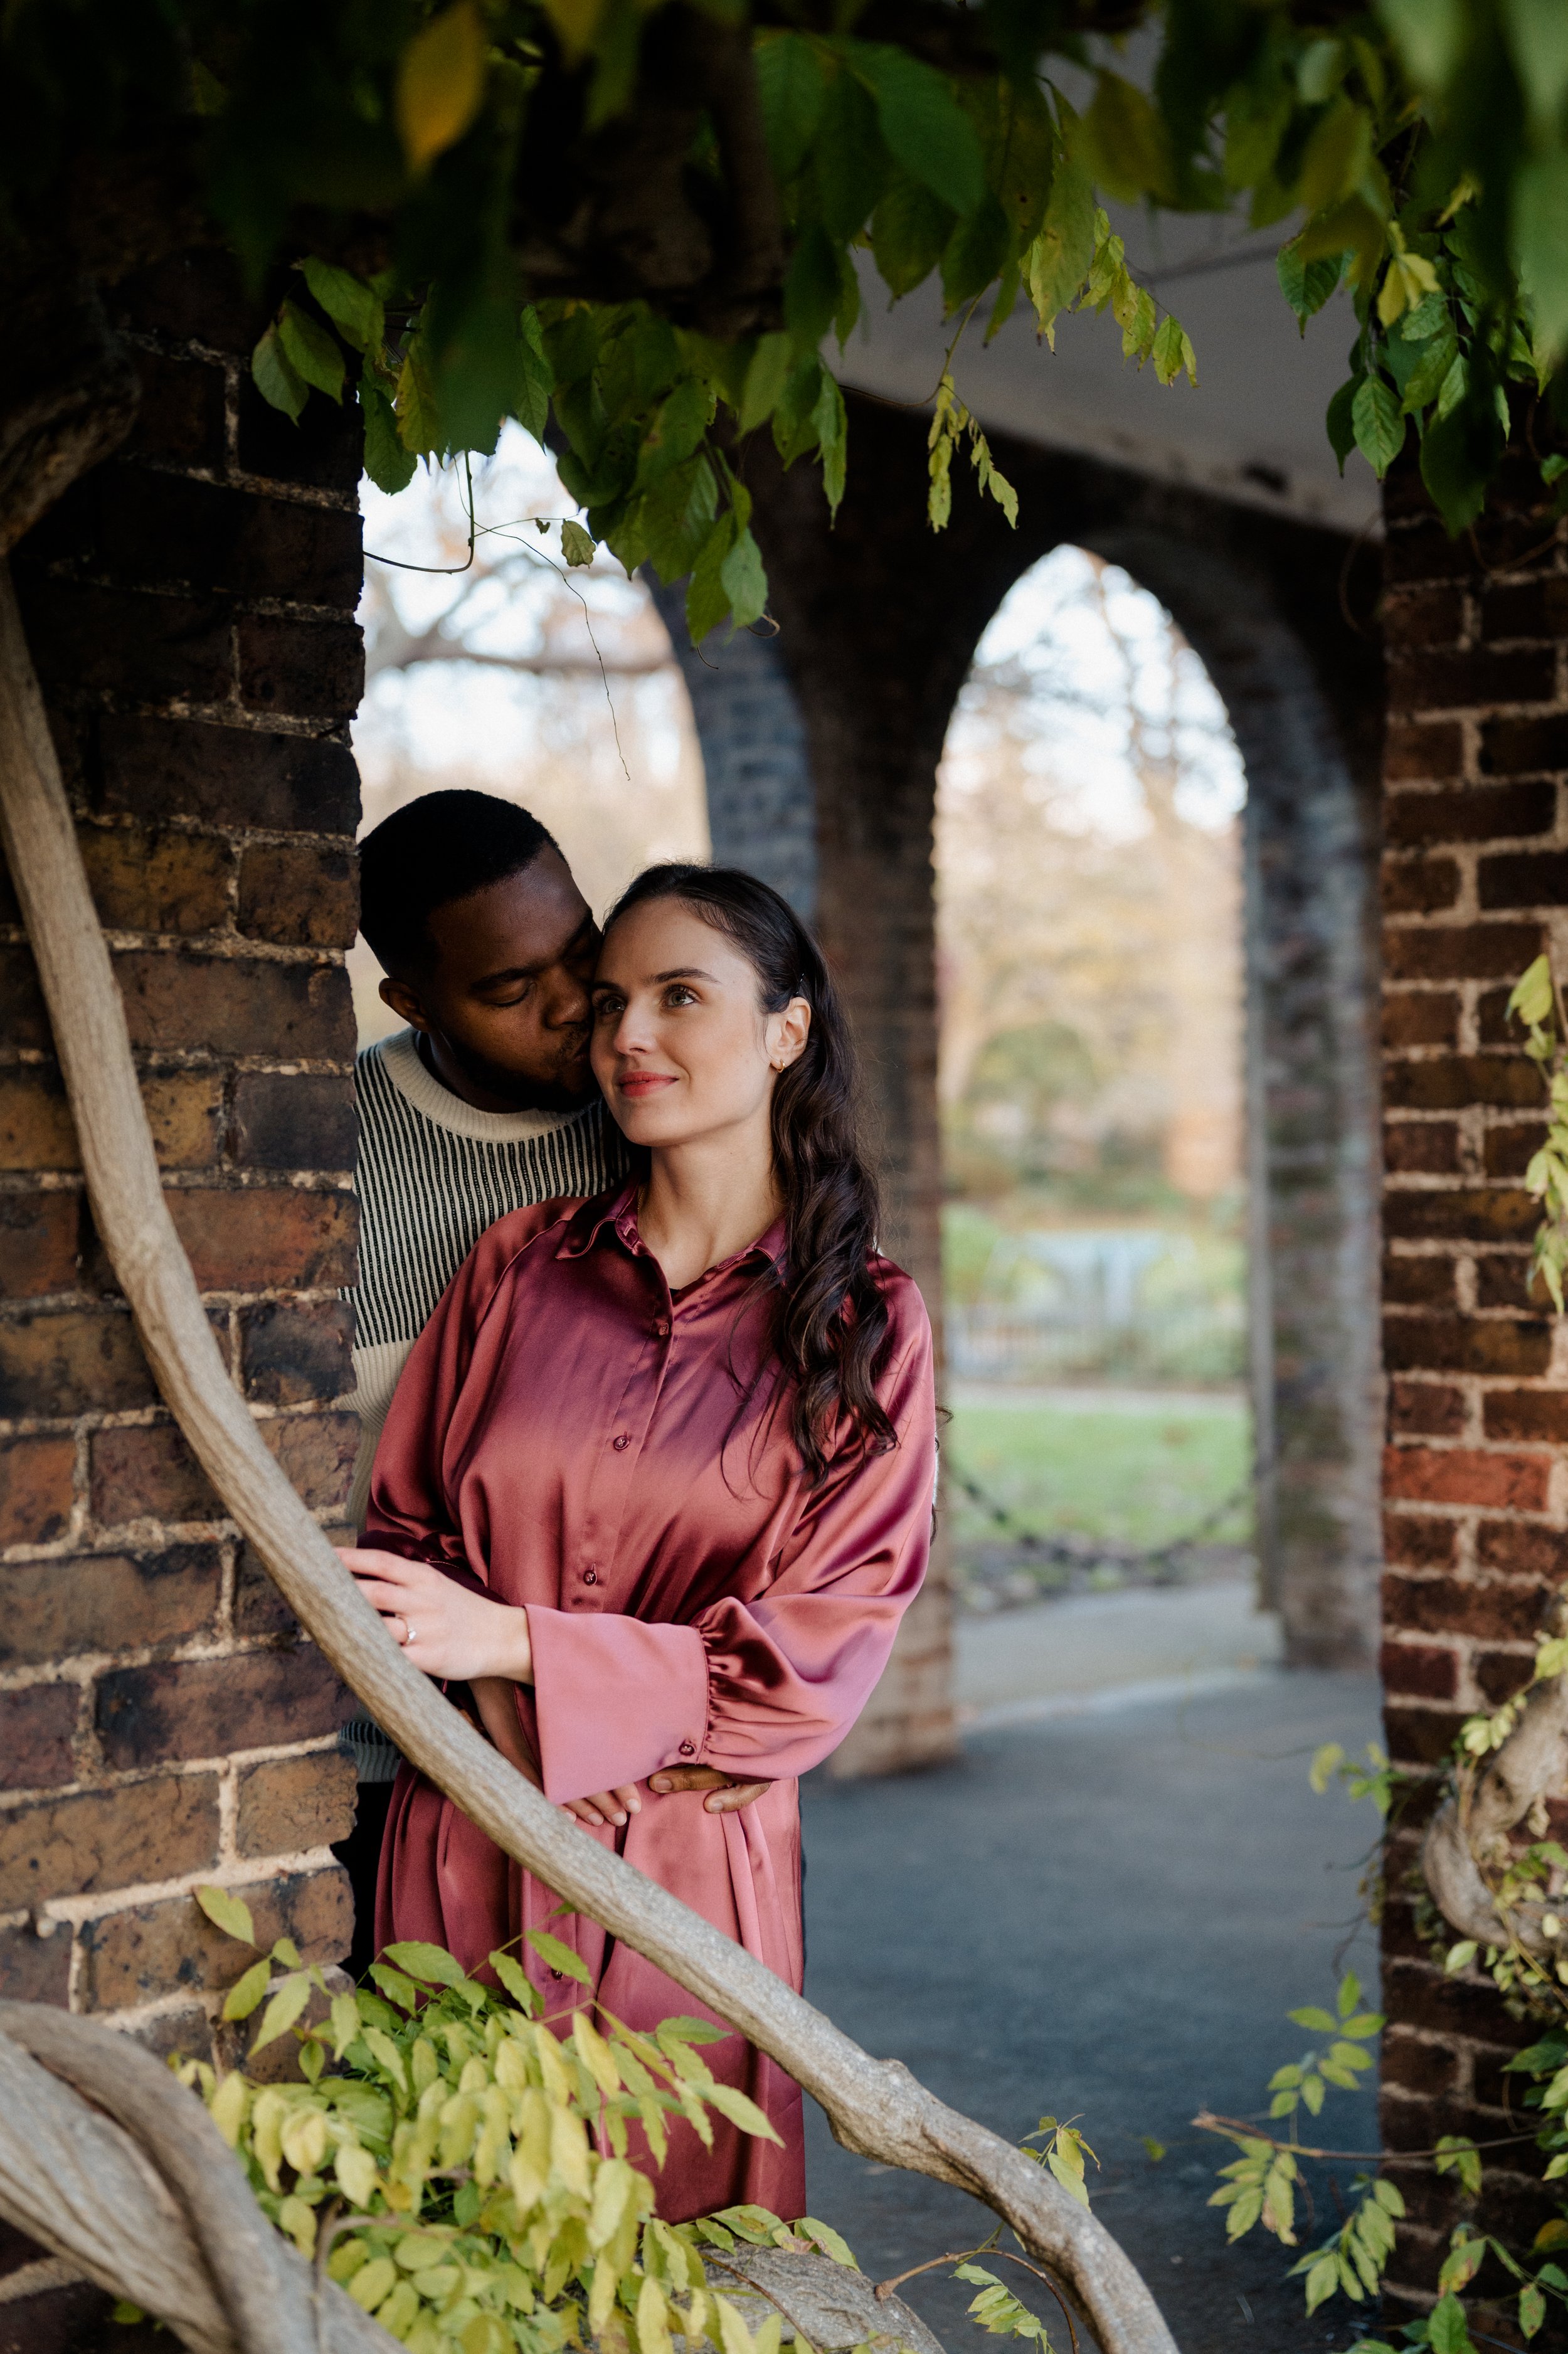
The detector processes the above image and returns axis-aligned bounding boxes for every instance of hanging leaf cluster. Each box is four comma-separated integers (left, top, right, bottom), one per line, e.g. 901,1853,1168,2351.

4,2,1568,629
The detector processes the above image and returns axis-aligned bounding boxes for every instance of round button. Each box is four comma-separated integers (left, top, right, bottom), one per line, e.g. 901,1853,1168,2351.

678,1739,696,1757
583,1566,598,1585
612,1434,630,1451
652,1319,670,1339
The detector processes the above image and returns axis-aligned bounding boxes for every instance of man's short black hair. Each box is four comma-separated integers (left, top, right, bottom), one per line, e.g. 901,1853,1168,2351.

359,790,558,978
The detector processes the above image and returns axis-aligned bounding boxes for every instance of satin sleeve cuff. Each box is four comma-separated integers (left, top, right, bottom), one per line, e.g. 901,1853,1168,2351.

524,1604,709,1802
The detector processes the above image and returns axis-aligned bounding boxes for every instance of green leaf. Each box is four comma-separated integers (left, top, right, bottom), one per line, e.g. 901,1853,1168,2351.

755,31,825,182
1303,2252,1340,2315
1081,72,1173,204
813,66,887,241
1520,2281,1547,2339
488,1951,539,2013
514,309,551,445
195,1885,257,1949
361,381,417,494
941,192,1012,310
1337,1973,1362,2018
368,1963,421,2012
1277,238,1344,329
1298,97,1374,218
1515,149,1568,362
1152,313,1197,386
1402,329,1460,413
1377,0,1465,87
1352,373,1405,477
719,526,768,628
221,1956,273,2022
299,258,383,356
1503,0,1568,129
251,326,307,425
252,1970,314,2052
739,334,793,438
395,341,444,457
1141,2136,1166,2161
383,1939,467,1988
871,172,956,298
658,2015,729,2045
1288,2007,1339,2033
784,225,843,354
525,1927,593,1985
814,370,847,513
561,521,596,568
1420,396,1504,534
278,300,346,403
798,2219,858,2268
856,46,984,217
706,2081,783,2142
1510,957,1556,1030
1428,2290,1477,2353
1024,98,1096,342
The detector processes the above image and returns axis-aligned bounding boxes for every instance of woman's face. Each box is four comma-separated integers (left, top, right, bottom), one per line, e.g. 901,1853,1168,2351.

590,899,808,1151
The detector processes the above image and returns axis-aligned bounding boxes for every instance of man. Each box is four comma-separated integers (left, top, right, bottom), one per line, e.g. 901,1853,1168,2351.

336,790,759,1970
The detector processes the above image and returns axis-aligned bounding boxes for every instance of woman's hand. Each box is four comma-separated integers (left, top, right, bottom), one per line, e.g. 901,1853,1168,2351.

339,1547,533,1683
470,1677,638,1828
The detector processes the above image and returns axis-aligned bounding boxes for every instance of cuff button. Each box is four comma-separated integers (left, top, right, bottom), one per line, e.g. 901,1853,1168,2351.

678,1739,696,1757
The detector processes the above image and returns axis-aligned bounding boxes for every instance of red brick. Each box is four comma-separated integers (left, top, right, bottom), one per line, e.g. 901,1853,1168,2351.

1481,577,1568,642
1380,1638,1458,1699
237,841,358,949
1385,1703,1468,1764
1480,982,1541,1044
1382,1509,1459,1568
96,1645,351,1768
1382,522,1475,586
0,1069,219,1178
0,1547,223,1667
1483,1388,1568,1442
95,713,359,835
167,1187,356,1292
0,1683,80,1791
1382,1445,1551,1510
90,1421,220,1528
1384,1571,1552,1642
0,1919,72,2006
232,1071,356,1170
1479,850,1568,909
1484,1118,1547,1177
1383,989,1460,1048
1475,1253,1547,1310
1478,714,1568,778
1474,1646,1537,1705
0,1191,79,1298
114,949,354,1061
97,470,362,607
1391,644,1556,713
263,1411,358,1513
0,945,48,1051
1382,1253,1456,1308
1383,855,1460,915
13,576,234,701
80,825,231,936
1385,780,1554,844
235,1749,356,1857
1382,586,1464,647
235,369,363,492
239,1300,354,1404
1383,922,1543,983
0,1433,76,1546
1384,1054,1540,1110
1478,1521,1568,1576
124,351,226,469
0,1773,220,1907
1384,1121,1461,1175
78,1865,351,2010
0,1306,154,1418
1384,720,1465,781
1380,2027,1460,2097
1383,1187,1539,1242
1382,1312,1551,1377
237,614,363,719
1389,1379,1466,1438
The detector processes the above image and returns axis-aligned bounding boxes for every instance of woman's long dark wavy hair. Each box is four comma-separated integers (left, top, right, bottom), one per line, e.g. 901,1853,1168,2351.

603,865,897,1481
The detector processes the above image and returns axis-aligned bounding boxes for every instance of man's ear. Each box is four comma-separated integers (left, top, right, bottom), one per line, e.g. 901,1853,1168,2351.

379,975,432,1034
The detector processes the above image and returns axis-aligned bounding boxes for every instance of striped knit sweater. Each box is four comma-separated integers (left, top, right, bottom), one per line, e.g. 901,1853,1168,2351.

342,1028,628,1778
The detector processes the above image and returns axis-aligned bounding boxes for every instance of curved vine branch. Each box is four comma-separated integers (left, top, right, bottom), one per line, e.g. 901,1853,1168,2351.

0,558,1177,2354
0,2009,392,2354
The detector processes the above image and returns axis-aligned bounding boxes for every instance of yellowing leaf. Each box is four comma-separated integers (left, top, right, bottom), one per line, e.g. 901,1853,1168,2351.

706,2082,784,2145
280,2104,329,2174
252,1971,314,2052
539,0,608,63
222,1956,273,2022
396,3,487,173
195,1884,257,1949
208,2069,249,2149
335,2141,379,2208
561,521,596,568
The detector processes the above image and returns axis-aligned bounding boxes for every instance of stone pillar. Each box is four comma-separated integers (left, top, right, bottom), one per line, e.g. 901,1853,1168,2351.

1377,443,1568,2310
644,578,818,918
0,251,363,2348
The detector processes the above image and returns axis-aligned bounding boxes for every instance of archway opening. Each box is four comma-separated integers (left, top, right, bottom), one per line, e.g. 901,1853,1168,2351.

936,546,1270,1702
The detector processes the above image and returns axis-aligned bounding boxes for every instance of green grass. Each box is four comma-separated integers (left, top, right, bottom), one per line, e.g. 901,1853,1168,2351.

945,1396,1254,1556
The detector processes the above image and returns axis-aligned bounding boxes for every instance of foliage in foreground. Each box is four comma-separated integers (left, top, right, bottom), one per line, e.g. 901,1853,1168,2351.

159,1888,1069,2354
6,4,1568,635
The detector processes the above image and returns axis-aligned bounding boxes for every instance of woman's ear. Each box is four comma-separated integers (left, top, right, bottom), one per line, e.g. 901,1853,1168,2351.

770,997,812,1071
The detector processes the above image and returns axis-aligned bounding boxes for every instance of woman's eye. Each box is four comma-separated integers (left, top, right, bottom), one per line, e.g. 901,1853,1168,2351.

664,985,697,1007
592,998,621,1022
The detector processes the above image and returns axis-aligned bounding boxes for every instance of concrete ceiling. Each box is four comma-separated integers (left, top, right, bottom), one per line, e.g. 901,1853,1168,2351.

838,208,1384,539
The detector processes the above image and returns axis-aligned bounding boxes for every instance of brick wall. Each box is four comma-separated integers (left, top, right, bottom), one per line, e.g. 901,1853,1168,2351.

0,250,363,2344
1379,447,1568,2308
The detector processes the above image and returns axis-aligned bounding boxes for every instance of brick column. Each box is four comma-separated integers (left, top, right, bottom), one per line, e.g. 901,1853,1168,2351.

0,252,363,2345
1379,450,1568,2304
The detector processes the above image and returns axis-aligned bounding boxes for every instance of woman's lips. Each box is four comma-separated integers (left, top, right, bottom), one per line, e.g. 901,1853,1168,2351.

617,1072,677,1097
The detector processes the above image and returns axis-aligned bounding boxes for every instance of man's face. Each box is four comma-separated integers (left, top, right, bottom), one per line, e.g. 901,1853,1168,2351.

380,847,600,1111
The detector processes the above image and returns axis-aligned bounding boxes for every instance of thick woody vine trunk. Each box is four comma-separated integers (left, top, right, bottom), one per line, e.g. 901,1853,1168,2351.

0,558,1177,2354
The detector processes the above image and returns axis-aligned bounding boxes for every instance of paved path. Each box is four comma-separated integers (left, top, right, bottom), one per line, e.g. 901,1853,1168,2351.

956,1584,1283,1724
800,1672,1382,2354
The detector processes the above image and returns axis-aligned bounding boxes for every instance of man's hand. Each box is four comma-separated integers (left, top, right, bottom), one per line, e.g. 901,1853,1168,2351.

650,1764,770,1814
339,1546,533,1683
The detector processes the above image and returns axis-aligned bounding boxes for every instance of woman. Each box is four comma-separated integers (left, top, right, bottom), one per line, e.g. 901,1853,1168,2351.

341,867,936,2220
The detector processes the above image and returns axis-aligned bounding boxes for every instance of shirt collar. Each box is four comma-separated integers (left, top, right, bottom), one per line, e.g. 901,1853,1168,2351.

556,1182,787,1279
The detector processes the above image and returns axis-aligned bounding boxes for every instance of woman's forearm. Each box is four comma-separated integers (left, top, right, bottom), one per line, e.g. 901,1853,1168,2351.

479,1604,533,1683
